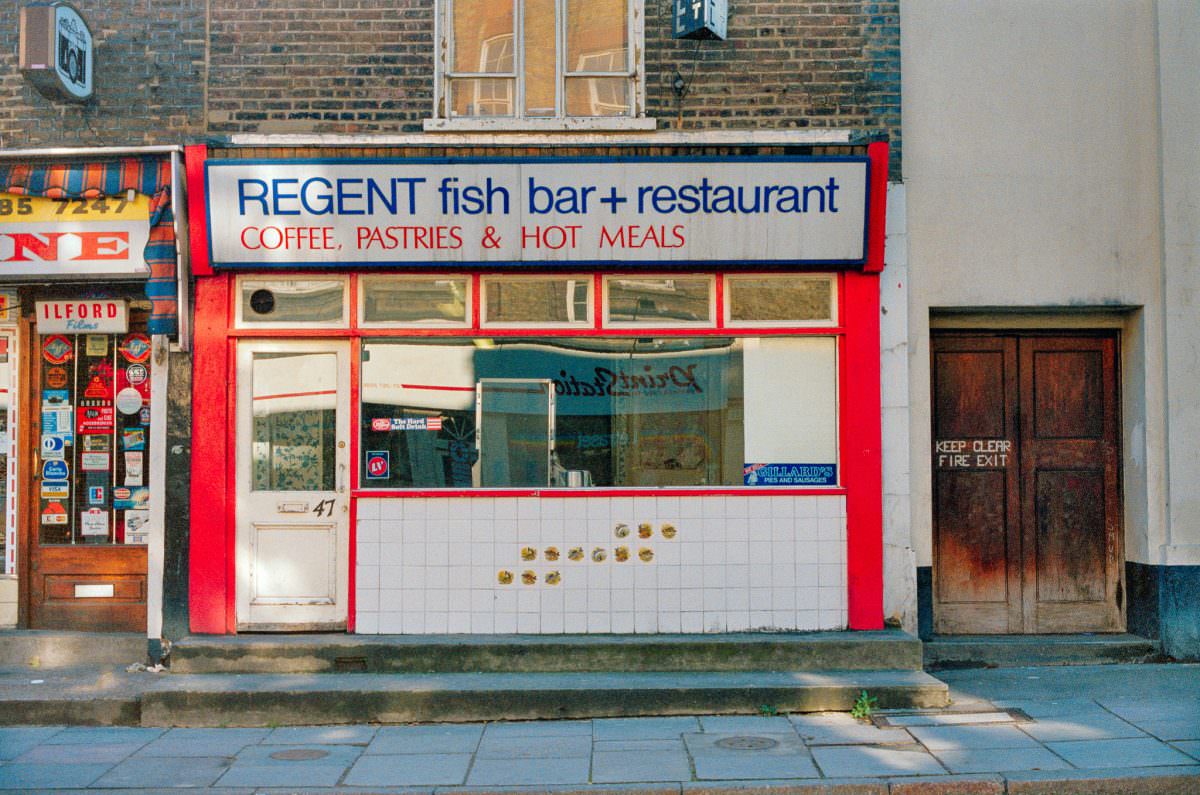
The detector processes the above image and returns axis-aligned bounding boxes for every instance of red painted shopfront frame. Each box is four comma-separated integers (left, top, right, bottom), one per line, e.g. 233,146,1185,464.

186,142,888,634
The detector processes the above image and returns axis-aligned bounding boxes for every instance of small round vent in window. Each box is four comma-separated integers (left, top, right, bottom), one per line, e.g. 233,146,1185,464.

249,289,276,315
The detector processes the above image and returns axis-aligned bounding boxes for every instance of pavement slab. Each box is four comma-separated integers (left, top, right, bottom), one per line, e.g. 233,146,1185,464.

465,755,592,786
368,724,486,754
1043,737,1200,769
685,732,820,780
592,748,693,782
343,752,473,786
92,755,233,788
930,747,1072,774
0,762,113,789
810,744,946,778
594,716,702,741
908,724,1045,751
134,727,272,757
790,713,913,745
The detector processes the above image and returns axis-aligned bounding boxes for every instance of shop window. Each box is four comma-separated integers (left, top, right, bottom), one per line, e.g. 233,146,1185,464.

726,275,836,326
250,351,337,492
359,276,470,327
481,276,592,326
435,0,645,125
37,329,154,545
359,336,838,489
237,278,348,328
604,277,714,326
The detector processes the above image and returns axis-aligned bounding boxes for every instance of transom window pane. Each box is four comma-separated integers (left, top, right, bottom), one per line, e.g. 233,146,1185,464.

727,276,835,324
360,276,468,325
453,0,513,73
483,277,592,325
605,277,712,324
567,0,627,72
239,279,346,325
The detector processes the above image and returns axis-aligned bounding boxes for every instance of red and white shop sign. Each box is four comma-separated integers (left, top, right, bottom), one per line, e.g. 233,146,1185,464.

204,158,871,268
0,194,151,279
36,300,128,334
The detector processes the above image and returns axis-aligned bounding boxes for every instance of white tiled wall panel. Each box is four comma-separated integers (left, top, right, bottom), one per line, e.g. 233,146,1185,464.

355,495,847,634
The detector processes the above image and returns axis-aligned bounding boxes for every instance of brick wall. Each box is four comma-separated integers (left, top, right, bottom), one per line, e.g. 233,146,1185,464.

0,1,205,147
0,1,901,174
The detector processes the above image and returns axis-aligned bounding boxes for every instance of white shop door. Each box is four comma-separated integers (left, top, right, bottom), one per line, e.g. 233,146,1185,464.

236,340,350,630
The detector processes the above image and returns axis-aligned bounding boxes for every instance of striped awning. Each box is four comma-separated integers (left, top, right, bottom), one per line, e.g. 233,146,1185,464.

0,158,177,336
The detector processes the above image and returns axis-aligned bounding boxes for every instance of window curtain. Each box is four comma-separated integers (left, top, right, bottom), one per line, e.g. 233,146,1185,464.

0,158,177,336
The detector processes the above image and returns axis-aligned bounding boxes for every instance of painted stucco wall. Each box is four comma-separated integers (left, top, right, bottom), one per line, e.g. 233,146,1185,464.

900,0,1167,575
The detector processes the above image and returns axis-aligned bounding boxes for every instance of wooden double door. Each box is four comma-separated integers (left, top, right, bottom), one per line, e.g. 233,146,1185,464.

931,333,1123,634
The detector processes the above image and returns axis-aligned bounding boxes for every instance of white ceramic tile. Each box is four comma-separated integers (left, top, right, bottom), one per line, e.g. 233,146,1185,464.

655,496,680,517
657,566,681,588
609,497,634,518
611,612,635,633
517,498,540,521
772,563,796,587
447,613,471,633
726,611,751,631
749,611,774,629
586,498,611,519
446,520,471,543
588,612,611,632
401,589,427,612
379,500,404,521
517,613,540,633
658,612,682,632
404,500,428,520
356,612,379,633
818,540,843,565
819,564,843,587
446,589,471,612
703,542,725,565
517,589,540,613
678,497,705,518
772,609,796,628
632,496,657,520
747,497,772,518
563,498,588,521
819,588,844,611
701,496,727,518
749,541,773,565
635,611,657,633
679,565,704,589
541,612,565,633
426,542,450,566
725,587,750,611
425,499,450,520
703,612,726,632
425,567,449,589
402,612,426,633
425,612,448,633
379,588,402,613
471,612,495,633
563,589,588,613
724,518,749,541
491,520,518,544
493,589,517,613
795,611,820,630
494,612,518,633
681,543,705,566
378,612,404,633
471,590,496,612
750,588,773,610
680,612,704,632
796,587,821,611
772,541,797,565
564,613,587,633
357,520,381,543
818,516,843,541
493,498,518,519
680,588,703,612
819,609,844,629
702,588,725,612
356,589,380,612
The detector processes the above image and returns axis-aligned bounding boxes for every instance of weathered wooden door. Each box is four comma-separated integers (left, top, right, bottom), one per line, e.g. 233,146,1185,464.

931,333,1122,634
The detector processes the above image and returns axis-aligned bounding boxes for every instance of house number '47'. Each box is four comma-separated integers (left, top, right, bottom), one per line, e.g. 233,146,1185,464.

313,498,336,517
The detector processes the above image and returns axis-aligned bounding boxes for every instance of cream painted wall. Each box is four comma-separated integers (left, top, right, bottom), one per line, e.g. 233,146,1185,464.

901,0,1170,572
1159,0,1200,566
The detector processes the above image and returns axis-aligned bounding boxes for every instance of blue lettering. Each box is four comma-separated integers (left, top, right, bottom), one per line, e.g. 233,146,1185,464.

300,178,333,214
238,179,269,215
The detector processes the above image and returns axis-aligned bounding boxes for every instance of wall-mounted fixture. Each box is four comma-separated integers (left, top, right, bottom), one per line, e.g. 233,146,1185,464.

673,0,728,40
19,2,94,103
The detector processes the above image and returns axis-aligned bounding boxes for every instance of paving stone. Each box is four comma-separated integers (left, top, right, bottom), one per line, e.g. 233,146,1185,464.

1019,712,1148,742
0,762,112,789
476,733,592,759
466,755,591,786
592,748,693,783
698,715,798,734
931,746,1072,774
0,727,63,760
343,752,471,786
790,713,912,745
41,726,164,745
991,699,1109,719
264,725,378,745
134,728,272,757
1045,737,1200,769
909,724,1044,750
811,744,946,778
594,716,701,741
481,720,594,738
594,739,688,752
1099,698,1200,724
684,732,818,780
217,743,362,787
14,741,143,764
93,755,233,788
1172,740,1200,761
368,723,485,754
1122,719,1200,741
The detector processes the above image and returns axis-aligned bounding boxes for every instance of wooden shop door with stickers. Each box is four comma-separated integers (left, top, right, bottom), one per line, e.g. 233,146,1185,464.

236,340,350,630
29,324,153,631
931,333,1123,634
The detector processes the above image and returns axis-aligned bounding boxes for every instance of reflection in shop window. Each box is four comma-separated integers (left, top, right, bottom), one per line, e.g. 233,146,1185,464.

238,279,347,327
251,352,336,492
359,337,837,489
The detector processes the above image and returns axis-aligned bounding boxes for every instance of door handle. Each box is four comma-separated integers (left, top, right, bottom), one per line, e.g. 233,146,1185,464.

337,462,347,494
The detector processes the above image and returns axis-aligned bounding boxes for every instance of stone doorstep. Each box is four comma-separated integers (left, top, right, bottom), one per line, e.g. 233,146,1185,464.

169,630,925,674
923,634,1159,670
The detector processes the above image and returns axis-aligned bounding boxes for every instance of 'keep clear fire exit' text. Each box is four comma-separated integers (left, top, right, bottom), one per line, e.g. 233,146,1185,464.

935,439,1012,468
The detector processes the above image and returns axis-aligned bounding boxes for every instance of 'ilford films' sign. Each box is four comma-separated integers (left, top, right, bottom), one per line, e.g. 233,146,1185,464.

205,158,870,269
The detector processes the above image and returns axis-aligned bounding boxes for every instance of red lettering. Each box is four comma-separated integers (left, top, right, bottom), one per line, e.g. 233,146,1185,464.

75,232,128,261
5,232,65,261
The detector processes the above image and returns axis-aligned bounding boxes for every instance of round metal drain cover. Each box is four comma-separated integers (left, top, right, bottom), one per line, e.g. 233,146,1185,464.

269,749,330,761
715,736,779,750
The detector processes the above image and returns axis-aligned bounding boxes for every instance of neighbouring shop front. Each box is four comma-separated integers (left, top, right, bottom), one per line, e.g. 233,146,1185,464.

0,153,184,635
185,142,889,635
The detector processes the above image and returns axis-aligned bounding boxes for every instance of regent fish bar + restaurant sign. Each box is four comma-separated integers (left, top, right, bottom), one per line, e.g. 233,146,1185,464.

204,158,871,268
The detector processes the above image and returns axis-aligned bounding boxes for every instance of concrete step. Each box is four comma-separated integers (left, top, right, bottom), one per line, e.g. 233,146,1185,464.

170,630,924,674
138,669,949,727
0,630,147,668
924,633,1159,670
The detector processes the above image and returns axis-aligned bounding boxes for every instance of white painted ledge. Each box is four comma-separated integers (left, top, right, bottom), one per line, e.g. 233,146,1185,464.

226,129,857,148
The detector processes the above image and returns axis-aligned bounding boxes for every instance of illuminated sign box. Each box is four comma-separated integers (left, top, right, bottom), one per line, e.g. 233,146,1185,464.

19,2,94,103
204,157,871,269
674,0,727,40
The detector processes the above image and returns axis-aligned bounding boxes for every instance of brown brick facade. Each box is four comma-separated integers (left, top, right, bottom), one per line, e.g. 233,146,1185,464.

0,1,900,174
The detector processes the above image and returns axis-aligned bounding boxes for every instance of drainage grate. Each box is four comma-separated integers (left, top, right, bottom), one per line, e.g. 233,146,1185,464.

333,656,368,672
269,749,331,761
715,736,780,750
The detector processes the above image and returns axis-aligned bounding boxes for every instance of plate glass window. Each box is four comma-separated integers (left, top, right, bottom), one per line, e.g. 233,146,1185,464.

605,277,713,325
726,275,836,325
238,279,348,327
482,276,592,325
360,276,469,326
445,0,634,119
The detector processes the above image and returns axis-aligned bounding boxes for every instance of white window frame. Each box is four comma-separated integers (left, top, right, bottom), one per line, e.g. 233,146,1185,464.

234,276,351,330
479,274,594,328
427,0,653,132
358,275,473,329
723,274,839,328
602,275,717,328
